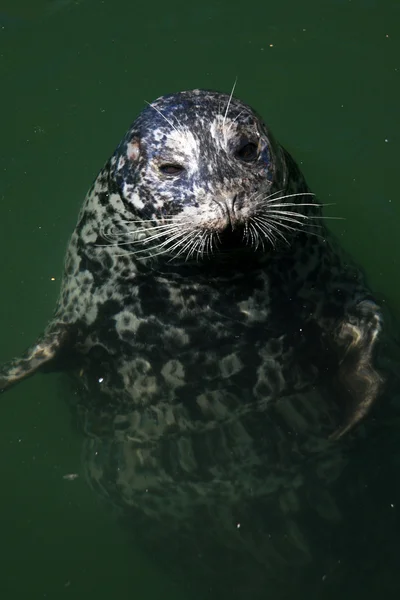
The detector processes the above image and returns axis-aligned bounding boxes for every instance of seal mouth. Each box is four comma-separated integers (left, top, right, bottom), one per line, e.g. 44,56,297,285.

216,224,249,252
214,220,275,256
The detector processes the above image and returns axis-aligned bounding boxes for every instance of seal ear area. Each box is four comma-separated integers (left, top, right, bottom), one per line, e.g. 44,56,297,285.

0,324,73,394
113,137,142,190
126,138,140,163
329,300,384,440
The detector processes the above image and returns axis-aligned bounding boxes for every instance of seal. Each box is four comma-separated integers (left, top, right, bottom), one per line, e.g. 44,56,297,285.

0,89,386,596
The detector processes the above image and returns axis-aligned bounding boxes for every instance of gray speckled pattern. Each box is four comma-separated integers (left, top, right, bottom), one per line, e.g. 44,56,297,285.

0,90,385,594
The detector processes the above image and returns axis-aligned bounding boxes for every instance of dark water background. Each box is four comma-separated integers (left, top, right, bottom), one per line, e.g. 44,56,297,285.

0,0,399,598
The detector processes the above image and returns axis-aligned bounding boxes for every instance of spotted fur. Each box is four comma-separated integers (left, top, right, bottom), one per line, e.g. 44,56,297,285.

0,90,385,594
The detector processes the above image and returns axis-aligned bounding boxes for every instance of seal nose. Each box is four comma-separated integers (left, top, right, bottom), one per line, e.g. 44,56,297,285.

211,194,242,233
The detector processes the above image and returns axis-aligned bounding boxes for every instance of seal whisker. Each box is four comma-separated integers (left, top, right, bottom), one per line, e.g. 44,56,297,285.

252,188,287,206
223,78,238,129
262,202,336,211
227,109,246,136
185,230,207,260
254,196,315,213
140,226,188,246
119,227,192,258
186,232,206,261
307,215,343,220
206,231,215,257
263,202,317,210
264,211,324,226
257,213,307,230
250,216,278,248
117,220,189,230
264,215,327,241
145,101,179,133
263,202,332,209
264,192,316,203
134,224,188,235
129,237,189,260
147,228,194,252
266,209,309,219
265,214,324,231
186,232,202,261
267,209,343,222
173,231,200,259
247,222,256,248
118,216,185,225
96,224,186,246
256,220,281,247
263,189,284,200
166,230,202,261
204,232,211,256
264,212,311,227
256,213,301,236
261,220,291,246
242,221,251,247
259,196,339,211
98,219,185,238
97,225,185,248
249,221,266,251
197,230,212,259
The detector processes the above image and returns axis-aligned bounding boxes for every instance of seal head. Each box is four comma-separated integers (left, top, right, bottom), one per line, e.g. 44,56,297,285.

77,89,315,272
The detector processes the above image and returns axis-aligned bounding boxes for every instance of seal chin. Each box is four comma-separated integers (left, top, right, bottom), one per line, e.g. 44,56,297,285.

216,223,268,255
217,226,246,250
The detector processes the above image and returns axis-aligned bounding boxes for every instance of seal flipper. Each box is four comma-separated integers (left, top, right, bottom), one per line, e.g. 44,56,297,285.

330,300,383,439
0,323,72,393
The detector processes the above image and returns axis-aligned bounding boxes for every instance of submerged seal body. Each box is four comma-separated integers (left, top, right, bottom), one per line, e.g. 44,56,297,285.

0,90,387,594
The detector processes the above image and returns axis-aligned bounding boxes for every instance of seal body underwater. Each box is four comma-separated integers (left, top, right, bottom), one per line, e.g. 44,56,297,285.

0,89,390,596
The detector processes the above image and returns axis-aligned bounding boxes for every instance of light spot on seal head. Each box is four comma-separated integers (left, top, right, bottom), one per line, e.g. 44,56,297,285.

127,139,140,162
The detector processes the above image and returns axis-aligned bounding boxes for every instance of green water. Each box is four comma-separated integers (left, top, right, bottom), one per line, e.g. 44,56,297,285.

0,0,399,598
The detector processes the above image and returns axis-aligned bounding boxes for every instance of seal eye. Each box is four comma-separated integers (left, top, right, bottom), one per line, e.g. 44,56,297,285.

159,164,185,176
236,142,258,163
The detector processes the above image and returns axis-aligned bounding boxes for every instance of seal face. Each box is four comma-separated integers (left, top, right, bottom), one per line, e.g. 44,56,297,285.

0,89,385,592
